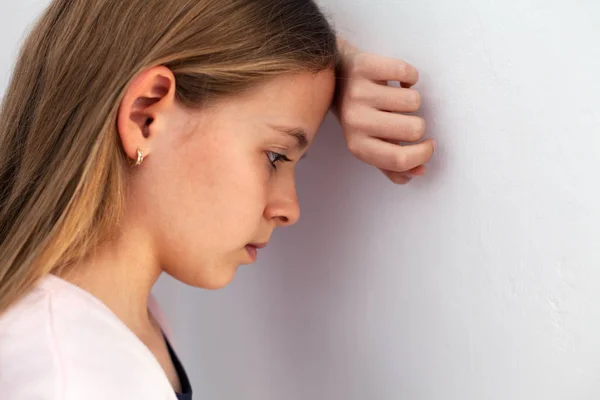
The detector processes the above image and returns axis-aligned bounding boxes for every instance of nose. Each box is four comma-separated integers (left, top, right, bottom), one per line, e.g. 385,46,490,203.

264,181,300,227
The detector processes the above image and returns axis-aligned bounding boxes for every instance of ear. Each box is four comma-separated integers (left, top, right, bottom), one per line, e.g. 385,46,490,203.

117,66,176,163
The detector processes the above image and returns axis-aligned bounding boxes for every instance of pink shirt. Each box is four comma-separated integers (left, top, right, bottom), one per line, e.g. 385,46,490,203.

0,275,178,399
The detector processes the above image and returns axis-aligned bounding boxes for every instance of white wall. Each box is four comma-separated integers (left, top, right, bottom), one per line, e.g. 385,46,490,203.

3,1,600,399
154,1,600,398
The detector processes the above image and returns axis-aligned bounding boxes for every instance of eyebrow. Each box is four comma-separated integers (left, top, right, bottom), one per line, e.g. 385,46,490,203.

271,126,309,150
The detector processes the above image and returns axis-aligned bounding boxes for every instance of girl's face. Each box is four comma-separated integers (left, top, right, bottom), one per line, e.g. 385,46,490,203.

121,69,335,289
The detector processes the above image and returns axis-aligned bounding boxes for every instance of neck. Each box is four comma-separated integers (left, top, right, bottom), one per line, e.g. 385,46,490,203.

58,221,162,338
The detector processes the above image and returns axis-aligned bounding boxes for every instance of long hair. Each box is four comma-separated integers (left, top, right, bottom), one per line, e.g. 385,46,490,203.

0,0,339,313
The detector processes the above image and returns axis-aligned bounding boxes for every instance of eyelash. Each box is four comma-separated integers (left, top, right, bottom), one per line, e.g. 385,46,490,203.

266,151,292,170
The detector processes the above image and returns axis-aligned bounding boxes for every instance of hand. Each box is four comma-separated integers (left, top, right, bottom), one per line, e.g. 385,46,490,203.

333,38,436,184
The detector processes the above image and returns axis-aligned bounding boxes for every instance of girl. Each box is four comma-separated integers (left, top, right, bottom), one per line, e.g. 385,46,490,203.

0,0,434,398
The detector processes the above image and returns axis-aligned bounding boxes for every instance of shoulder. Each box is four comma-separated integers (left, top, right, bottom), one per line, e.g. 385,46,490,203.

0,276,176,400
0,285,60,399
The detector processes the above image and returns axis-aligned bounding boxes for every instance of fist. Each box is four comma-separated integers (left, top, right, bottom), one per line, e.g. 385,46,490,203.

333,38,436,184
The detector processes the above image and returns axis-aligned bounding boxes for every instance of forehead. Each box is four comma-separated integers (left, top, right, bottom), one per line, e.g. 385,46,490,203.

222,70,336,134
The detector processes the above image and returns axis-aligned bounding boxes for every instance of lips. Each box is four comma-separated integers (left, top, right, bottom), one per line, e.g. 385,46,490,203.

245,242,268,262
249,242,268,249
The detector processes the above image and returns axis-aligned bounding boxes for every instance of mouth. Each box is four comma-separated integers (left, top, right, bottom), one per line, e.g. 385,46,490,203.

249,242,268,249
245,242,268,262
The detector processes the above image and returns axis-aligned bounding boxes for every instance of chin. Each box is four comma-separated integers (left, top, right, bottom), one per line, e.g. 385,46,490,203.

199,273,237,290
166,262,240,290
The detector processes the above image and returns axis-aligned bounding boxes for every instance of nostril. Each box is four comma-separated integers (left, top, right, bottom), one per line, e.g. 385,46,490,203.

279,216,289,224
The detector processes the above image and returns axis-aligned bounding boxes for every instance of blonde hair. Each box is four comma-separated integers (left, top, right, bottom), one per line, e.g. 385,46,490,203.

0,0,339,313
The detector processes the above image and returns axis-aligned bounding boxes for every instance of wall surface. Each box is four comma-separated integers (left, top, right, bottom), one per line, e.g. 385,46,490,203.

2,1,600,399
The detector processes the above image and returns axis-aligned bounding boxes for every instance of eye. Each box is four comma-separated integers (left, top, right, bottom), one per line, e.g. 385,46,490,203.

266,151,292,170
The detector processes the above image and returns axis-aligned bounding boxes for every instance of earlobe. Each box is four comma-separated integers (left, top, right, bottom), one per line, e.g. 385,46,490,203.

116,66,176,163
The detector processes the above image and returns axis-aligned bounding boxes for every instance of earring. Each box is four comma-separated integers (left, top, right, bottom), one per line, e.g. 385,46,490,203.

129,148,144,166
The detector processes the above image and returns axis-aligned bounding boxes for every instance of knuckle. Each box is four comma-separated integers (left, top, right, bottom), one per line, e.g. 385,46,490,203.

341,106,364,130
352,53,371,75
348,82,366,101
346,137,363,156
391,152,408,171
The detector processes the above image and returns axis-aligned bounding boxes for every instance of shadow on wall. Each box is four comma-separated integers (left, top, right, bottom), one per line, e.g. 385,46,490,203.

246,112,442,396
252,114,374,395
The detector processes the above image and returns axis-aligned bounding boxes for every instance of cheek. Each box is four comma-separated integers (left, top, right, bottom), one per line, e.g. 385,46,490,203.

152,135,268,249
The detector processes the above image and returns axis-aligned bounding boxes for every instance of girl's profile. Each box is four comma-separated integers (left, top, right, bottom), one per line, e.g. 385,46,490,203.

0,1,433,398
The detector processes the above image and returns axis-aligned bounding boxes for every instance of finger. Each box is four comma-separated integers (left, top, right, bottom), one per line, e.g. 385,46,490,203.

352,109,426,142
367,84,421,113
409,165,427,176
381,165,426,184
348,136,436,172
358,55,419,86
381,169,412,185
